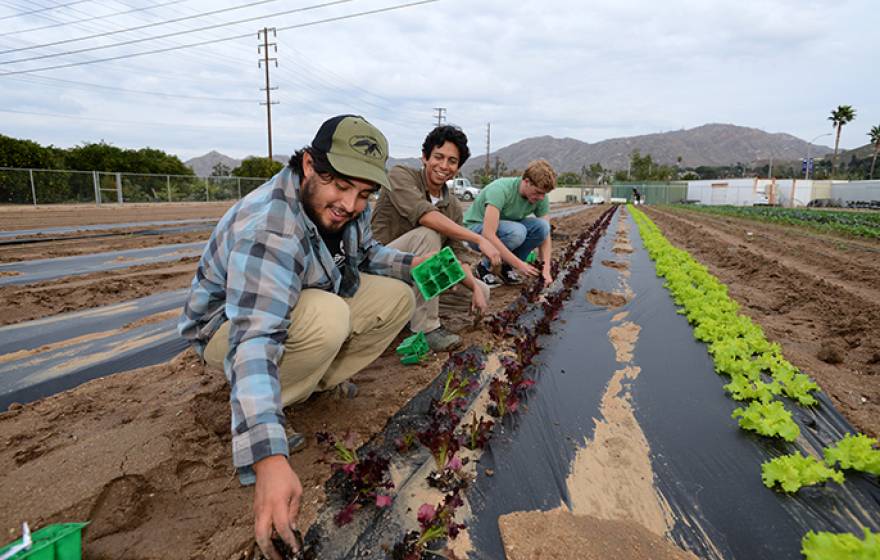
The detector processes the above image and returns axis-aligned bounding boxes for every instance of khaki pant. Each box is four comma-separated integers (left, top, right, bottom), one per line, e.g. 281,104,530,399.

204,274,414,407
387,226,490,333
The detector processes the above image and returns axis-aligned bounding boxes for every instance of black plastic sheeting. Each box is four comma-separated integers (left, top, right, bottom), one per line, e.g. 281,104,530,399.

0,241,205,286
0,289,187,355
299,210,879,559
0,316,187,410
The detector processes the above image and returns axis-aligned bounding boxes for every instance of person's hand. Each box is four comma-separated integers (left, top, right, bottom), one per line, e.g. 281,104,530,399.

253,455,303,560
476,238,502,268
411,252,437,268
514,259,540,278
542,265,553,286
470,286,488,315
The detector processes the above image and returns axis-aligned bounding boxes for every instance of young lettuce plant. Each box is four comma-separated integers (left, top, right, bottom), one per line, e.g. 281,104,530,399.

315,432,394,526
392,491,467,560
460,412,494,451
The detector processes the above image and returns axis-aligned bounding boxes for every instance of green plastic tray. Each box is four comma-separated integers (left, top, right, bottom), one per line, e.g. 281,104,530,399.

526,250,537,264
0,523,88,560
396,331,429,364
411,246,466,301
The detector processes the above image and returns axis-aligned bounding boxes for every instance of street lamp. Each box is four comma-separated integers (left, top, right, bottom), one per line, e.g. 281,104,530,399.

805,133,832,180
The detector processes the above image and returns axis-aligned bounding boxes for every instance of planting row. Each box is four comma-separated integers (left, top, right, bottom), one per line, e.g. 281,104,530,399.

302,206,617,559
673,204,880,239
629,205,879,558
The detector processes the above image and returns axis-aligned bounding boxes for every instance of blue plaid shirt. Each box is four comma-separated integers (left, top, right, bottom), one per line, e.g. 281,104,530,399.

178,167,413,483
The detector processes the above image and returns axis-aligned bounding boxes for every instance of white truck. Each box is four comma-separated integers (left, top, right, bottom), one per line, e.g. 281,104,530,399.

446,177,481,201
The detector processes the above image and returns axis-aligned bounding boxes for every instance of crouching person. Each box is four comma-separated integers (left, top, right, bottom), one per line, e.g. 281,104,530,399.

463,159,557,286
178,115,427,559
372,125,501,351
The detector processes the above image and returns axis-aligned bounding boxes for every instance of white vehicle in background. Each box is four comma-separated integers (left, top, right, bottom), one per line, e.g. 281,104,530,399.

446,177,481,201
582,193,606,205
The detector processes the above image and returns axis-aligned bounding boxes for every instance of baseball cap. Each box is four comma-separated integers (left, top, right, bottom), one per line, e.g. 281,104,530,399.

311,115,390,189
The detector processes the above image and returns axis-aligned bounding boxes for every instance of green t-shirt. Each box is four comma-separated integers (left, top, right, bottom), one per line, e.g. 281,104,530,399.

462,176,550,227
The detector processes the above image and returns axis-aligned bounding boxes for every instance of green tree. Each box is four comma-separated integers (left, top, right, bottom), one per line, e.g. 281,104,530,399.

868,125,880,180
232,157,283,178
211,162,231,177
556,171,581,186
828,105,856,175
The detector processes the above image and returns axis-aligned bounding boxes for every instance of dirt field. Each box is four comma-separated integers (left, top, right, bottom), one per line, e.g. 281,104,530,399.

0,205,606,560
645,206,880,438
2,202,877,559
0,202,234,230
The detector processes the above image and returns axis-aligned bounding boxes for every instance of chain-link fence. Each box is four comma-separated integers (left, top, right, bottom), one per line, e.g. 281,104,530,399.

0,167,268,205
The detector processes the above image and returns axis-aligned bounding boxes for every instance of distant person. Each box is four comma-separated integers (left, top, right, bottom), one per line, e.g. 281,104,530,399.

463,160,557,286
372,125,500,351
178,115,427,560
632,187,642,205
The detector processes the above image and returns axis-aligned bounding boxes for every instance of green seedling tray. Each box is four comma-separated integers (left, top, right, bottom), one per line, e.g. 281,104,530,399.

400,353,424,365
0,523,88,560
411,246,466,301
396,331,429,364
526,250,537,264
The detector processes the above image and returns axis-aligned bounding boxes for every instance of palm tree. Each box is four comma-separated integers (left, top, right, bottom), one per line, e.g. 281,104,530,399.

828,105,856,175
869,125,880,180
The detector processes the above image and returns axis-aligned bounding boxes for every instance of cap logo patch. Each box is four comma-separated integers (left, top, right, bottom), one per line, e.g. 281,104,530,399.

349,135,384,159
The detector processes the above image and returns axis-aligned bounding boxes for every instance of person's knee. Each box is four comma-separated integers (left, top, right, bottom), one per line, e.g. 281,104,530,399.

290,294,350,350
531,219,551,241
497,222,527,249
401,227,442,255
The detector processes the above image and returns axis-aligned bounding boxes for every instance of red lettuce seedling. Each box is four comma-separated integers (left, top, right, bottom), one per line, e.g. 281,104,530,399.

460,412,494,450
417,418,463,471
392,492,467,559
315,432,395,526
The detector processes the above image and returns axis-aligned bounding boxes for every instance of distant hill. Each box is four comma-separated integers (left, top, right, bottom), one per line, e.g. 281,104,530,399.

185,152,288,176
460,124,835,175
186,123,839,177
185,151,241,176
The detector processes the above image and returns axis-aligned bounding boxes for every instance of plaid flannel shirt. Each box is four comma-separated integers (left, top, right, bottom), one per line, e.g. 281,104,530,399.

178,166,413,484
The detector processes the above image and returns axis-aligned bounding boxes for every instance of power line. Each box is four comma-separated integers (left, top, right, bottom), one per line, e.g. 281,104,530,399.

0,0,291,54
0,0,93,21
0,107,262,130
0,0,193,38
8,73,255,101
0,0,355,63
0,0,439,77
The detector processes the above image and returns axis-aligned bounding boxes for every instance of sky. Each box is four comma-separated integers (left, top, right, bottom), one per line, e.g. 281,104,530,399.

0,0,876,165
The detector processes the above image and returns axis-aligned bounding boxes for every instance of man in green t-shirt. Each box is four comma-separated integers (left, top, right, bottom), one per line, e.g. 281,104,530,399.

463,159,557,286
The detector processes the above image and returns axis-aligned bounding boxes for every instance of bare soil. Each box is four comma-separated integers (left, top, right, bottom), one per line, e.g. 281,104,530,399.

0,207,605,560
499,509,696,560
0,202,233,230
645,206,880,438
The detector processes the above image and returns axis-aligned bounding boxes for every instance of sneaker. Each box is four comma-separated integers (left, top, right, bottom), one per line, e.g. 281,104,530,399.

425,327,462,352
287,431,307,453
332,381,359,400
501,264,523,285
474,262,502,288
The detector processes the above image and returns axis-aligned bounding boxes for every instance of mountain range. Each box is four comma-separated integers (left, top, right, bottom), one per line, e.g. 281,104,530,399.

185,123,841,176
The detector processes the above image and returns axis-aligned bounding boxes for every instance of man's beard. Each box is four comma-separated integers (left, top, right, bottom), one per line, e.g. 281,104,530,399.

301,175,356,233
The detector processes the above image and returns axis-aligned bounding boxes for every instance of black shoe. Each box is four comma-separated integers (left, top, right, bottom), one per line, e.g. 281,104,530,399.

287,431,307,453
475,262,502,288
501,264,523,285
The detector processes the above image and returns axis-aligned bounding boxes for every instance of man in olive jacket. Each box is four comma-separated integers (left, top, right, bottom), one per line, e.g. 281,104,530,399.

372,125,501,351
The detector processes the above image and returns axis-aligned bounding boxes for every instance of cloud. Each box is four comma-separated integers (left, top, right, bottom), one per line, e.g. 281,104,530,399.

0,0,875,162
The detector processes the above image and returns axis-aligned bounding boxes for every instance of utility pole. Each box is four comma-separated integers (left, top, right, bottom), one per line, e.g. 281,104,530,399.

433,107,446,128
484,122,491,176
258,27,279,161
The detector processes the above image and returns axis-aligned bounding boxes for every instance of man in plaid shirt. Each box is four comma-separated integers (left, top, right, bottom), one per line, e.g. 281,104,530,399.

179,115,425,558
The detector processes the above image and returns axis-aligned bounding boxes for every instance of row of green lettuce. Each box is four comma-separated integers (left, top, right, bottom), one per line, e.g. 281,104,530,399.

628,205,879,559
672,204,880,240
